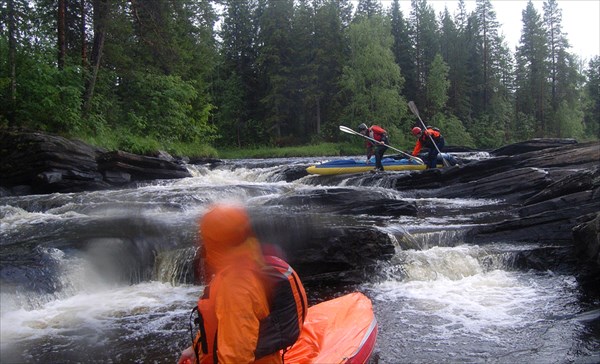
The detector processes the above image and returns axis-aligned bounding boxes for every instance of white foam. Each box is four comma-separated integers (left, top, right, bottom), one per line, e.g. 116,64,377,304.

369,269,574,341
0,282,200,345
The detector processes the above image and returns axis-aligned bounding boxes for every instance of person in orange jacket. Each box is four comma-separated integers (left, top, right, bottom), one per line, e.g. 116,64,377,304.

411,126,445,169
357,123,388,171
178,204,284,364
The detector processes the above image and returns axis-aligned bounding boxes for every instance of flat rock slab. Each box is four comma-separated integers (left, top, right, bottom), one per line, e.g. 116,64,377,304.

1,129,191,194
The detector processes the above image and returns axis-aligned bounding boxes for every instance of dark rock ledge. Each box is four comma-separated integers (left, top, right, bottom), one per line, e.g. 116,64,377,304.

0,129,191,195
384,140,599,282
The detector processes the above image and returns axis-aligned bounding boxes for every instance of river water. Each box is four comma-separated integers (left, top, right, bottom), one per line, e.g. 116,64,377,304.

1,156,599,363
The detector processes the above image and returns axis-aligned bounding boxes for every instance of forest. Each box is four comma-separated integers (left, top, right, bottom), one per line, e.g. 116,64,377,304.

1,0,599,156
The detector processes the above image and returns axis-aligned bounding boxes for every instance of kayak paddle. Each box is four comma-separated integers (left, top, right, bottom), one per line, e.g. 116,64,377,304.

339,125,424,164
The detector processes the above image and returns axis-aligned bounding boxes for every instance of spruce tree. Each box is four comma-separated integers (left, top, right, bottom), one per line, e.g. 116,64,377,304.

409,0,439,109
515,0,549,137
389,0,416,105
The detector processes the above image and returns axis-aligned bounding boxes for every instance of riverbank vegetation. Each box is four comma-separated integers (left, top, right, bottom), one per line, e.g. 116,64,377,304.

219,142,364,159
2,0,599,158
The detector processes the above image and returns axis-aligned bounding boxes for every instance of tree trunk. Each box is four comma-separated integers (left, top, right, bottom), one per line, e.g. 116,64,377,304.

7,0,17,125
58,0,66,69
81,0,87,67
82,0,108,116
315,98,321,134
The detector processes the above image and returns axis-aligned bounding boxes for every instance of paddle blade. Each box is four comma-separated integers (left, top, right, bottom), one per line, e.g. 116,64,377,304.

339,125,358,135
408,101,420,117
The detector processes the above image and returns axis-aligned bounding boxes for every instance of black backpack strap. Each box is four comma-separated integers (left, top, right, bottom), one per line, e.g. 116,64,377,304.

189,305,209,361
213,329,219,364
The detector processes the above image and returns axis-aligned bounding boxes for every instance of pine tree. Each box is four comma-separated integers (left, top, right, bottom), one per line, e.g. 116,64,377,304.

290,0,317,141
218,0,261,146
515,0,549,137
473,0,504,112
583,56,600,139
409,0,439,109
543,0,583,137
439,6,469,119
256,0,295,141
81,0,108,117
389,0,416,104
354,0,383,21
311,0,348,138
448,0,473,122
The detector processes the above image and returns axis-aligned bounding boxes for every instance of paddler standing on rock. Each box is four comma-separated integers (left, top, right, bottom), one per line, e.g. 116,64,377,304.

357,123,389,172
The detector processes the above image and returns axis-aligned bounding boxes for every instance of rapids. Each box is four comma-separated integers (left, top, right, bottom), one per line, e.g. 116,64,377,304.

1,155,599,363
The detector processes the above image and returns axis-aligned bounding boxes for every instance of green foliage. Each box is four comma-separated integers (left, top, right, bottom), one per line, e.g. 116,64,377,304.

339,16,406,130
551,100,584,139
219,142,362,159
515,1,550,136
77,126,218,158
163,140,219,159
470,113,506,149
425,54,450,117
120,72,216,144
514,111,537,141
389,0,416,103
583,56,600,139
409,0,439,107
430,113,474,147
15,64,84,133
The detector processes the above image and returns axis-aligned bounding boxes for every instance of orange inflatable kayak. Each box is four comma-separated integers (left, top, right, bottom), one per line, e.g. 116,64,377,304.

284,292,378,364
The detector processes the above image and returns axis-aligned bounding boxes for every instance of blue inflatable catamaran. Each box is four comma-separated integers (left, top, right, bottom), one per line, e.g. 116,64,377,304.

306,154,457,175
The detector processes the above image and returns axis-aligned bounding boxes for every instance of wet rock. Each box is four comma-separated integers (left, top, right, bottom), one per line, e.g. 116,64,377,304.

249,210,396,286
0,129,106,194
0,129,191,194
465,161,599,245
466,189,598,244
391,141,599,193
264,187,417,216
573,213,600,266
433,167,552,202
367,140,600,275
524,166,599,205
278,165,309,182
97,150,191,181
491,138,577,156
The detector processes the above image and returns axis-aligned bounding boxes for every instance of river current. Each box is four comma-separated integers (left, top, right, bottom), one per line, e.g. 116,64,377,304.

1,155,599,363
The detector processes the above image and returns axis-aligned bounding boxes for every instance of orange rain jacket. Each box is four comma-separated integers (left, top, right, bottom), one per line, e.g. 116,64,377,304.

412,127,443,156
195,236,281,364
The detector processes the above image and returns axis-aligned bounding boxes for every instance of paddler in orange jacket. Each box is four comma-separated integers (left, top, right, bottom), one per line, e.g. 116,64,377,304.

178,204,282,364
411,126,445,169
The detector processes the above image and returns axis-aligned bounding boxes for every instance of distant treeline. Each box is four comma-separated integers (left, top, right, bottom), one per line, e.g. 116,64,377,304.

2,0,599,153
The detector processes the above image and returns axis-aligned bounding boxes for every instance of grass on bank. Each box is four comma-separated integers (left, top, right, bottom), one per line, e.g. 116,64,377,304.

77,128,364,159
218,142,364,159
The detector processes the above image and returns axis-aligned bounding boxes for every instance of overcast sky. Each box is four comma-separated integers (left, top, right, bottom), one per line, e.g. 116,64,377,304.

391,0,600,62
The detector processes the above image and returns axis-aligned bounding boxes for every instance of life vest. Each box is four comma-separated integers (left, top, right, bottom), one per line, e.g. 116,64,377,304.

368,125,387,142
419,127,442,144
412,126,443,156
190,255,307,364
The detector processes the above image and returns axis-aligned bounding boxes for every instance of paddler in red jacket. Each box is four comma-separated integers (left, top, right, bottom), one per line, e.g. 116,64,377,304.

357,123,389,172
411,126,445,169
178,204,284,364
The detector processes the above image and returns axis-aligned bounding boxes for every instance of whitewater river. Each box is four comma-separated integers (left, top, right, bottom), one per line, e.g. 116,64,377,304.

1,156,598,363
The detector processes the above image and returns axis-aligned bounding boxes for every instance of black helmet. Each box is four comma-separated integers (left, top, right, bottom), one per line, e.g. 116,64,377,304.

357,123,367,132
